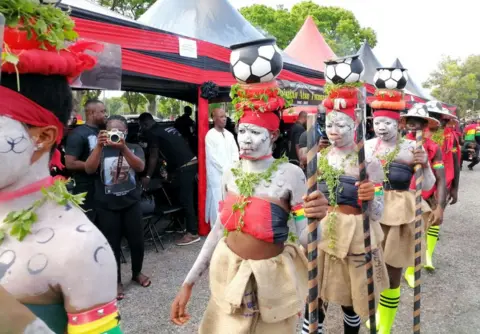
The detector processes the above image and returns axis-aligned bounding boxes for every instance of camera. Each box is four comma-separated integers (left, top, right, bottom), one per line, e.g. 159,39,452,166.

107,129,125,143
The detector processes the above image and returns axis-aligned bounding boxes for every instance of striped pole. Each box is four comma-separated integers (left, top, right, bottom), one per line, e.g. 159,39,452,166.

306,114,319,334
413,129,424,334
356,87,376,334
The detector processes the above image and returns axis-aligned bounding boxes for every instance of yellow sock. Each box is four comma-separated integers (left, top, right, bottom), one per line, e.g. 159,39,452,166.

378,287,400,334
403,266,415,288
425,226,440,270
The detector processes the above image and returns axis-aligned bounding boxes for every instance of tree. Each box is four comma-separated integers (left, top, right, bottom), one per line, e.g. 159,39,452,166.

122,92,147,114
157,97,182,119
239,1,377,56
144,94,157,114
96,0,155,19
424,55,480,117
105,96,125,115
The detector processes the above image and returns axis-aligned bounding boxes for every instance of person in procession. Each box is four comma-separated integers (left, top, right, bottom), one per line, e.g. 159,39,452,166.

422,101,461,271
288,110,307,166
401,104,447,287
138,112,200,246
462,118,480,170
65,99,107,222
170,40,329,332
205,108,239,225
0,1,122,333
301,76,388,334
365,70,436,333
84,115,151,300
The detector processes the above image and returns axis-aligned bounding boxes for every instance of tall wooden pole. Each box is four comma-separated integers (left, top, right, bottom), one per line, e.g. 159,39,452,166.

356,86,376,334
413,129,424,334
306,114,319,333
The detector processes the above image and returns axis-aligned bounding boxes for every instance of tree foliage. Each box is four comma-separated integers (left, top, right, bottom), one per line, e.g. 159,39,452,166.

424,55,480,117
96,0,155,19
239,1,377,56
122,91,148,114
105,96,124,115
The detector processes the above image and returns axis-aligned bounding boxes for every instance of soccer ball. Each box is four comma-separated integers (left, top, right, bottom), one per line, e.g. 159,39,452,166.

230,40,283,84
374,68,408,90
325,55,364,85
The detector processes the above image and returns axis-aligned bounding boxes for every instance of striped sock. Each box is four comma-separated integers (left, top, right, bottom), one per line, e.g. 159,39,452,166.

302,303,326,334
341,306,361,334
427,225,440,240
378,288,401,333
379,291,400,309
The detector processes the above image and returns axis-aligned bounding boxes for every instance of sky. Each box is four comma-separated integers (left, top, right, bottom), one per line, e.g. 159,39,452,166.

229,0,479,89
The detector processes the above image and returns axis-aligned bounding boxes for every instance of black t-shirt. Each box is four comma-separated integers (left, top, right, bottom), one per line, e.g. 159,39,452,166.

144,124,195,171
288,123,305,161
94,143,145,210
65,124,99,185
299,131,307,149
174,115,194,138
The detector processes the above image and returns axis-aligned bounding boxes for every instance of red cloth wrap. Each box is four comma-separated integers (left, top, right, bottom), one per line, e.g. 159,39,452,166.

442,127,455,190
2,40,102,82
0,86,64,169
323,87,357,120
374,89,403,102
408,135,440,199
373,110,401,120
237,82,284,131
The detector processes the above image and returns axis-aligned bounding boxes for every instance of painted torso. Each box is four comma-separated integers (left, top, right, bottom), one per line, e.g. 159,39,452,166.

366,136,416,167
0,198,117,314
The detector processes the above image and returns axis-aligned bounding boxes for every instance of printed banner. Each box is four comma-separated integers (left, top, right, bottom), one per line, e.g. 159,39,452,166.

70,41,122,91
277,80,326,106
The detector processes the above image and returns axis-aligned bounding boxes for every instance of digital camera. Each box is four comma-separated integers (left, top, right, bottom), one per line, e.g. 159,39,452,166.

108,129,125,143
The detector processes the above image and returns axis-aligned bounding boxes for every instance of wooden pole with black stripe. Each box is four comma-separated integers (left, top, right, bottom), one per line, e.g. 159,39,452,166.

356,86,377,334
306,114,319,334
413,129,424,334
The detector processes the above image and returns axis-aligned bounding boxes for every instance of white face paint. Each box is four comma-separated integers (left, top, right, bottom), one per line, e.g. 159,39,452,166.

0,116,35,189
325,111,355,148
237,123,272,159
373,116,398,142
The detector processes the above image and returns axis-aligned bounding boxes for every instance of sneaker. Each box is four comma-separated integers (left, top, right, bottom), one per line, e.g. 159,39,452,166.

176,233,201,246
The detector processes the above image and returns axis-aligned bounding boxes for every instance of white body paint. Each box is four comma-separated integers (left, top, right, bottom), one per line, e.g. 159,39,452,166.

322,112,384,221
183,122,309,285
367,115,435,191
0,116,117,313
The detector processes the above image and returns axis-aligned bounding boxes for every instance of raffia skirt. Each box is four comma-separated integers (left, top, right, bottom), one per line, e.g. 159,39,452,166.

199,238,308,334
381,190,431,268
317,211,389,318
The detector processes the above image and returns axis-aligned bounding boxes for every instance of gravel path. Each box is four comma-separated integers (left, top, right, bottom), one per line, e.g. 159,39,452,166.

119,168,478,333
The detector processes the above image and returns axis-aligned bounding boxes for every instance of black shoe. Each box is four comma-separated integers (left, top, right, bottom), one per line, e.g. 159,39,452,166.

468,165,473,171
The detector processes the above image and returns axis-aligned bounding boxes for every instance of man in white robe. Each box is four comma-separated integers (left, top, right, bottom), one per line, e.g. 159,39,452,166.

205,108,239,224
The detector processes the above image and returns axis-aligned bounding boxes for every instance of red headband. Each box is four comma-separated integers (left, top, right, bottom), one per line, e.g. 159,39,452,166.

239,110,280,131
373,110,400,121
0,86,64,168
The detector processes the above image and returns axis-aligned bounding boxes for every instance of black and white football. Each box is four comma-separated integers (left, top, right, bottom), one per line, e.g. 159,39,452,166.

325,55,364,85
230,40,283,84
374,68,408,90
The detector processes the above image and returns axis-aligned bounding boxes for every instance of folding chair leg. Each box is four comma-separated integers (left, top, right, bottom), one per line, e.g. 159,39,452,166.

148,224,159,253
151,221,165,250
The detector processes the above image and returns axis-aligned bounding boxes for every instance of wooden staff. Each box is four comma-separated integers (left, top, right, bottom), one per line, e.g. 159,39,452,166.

413,129,424,334
356,86,376,334
306,114,319,334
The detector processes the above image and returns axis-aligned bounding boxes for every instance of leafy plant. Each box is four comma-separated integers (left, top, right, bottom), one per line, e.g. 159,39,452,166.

430,129,445,146
317,147,356,250
375,135,404,183
324,82,363,96
0,179,86,244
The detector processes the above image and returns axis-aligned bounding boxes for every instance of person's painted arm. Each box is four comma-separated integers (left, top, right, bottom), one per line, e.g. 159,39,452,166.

121,145,144,173
432,148,447,208
366,154,384,222
183,219,224,286
84,145,102,175
289,167,313,248
61,227,122,334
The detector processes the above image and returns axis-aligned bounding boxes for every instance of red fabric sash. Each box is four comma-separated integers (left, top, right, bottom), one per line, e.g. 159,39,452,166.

373,110,400,120
0,86,64,168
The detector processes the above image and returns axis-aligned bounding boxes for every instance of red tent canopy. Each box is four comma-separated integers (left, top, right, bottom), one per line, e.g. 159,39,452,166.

285,16,336,72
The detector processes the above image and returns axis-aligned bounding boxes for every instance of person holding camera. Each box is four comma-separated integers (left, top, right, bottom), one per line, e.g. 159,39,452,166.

85,115,151,300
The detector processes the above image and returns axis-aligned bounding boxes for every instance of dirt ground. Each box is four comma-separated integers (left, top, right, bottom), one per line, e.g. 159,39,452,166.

119,167,479,333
